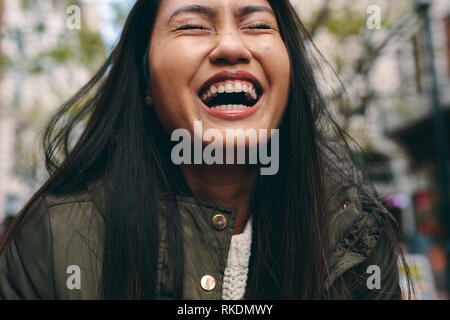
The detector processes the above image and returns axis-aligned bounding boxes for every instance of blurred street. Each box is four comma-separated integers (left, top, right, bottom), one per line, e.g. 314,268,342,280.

0,0,449,299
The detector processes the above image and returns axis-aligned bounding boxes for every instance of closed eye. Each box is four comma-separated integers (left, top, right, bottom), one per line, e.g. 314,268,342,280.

176,23,209,31
246,23,272,30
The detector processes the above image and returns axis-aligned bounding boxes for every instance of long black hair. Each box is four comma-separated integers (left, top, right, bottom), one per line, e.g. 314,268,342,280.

0,0,412,299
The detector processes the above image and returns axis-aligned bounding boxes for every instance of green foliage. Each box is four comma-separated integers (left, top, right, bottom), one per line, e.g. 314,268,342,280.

2,0,110,185
43,42,72,63
27,62,43,74
319,7,366,40
20,0,33,10
78,28,106,67
35,21,46,33
297,0,413,151
0,52,10,70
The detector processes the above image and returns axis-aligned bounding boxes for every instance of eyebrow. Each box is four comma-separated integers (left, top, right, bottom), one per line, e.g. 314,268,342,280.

235,5,275,18
168,5,216,23
168,5,275,23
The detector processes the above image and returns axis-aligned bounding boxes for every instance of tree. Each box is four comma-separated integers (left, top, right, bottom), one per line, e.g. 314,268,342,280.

292,0,418,144
0,0,106,188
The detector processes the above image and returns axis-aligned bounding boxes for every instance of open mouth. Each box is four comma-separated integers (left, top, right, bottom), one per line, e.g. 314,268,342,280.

199,80,263,110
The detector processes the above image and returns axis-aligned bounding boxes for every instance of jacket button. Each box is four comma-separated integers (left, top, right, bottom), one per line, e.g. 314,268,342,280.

201,275,216,292
212,214,227,231
343,200,351,209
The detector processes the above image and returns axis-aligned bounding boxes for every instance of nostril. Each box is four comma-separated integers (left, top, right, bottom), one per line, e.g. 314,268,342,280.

211,57,250,66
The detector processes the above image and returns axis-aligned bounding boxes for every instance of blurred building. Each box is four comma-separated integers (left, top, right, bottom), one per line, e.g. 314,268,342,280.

300,0,449,298
362,0,450,298
0,0,103,228
0,0,447,298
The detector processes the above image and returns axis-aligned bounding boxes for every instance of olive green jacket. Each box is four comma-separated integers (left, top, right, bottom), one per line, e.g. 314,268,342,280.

0,162,402,300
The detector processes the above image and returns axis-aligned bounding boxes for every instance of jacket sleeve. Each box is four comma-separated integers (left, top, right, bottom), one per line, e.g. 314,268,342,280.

328,229,403,300
322,141,403,300
359,231,403,300
0,195,55,299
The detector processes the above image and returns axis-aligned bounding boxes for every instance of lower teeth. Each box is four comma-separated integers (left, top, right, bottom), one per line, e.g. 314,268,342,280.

211,104,250,110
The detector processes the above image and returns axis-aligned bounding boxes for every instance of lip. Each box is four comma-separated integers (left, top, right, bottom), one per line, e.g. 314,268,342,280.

198,70,263,120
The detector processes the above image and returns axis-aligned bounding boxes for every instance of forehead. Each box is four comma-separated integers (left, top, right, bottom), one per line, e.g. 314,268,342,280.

157,0,273,17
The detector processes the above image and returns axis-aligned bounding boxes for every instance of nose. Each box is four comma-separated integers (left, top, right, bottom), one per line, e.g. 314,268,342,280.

209,28,252,65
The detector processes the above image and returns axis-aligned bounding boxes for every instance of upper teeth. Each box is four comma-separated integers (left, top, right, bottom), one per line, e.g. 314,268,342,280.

201,80,258,103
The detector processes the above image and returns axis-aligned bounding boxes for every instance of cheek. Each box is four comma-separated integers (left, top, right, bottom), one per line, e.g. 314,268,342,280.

149,43,190,109
150,38,207,78
249,39,291,91
270,46,291,118
261,44,291,101
259,42,291,128
148,41,203,132
149,46,181,95
268,44,291,91
149,39,208,105
148,49,179,131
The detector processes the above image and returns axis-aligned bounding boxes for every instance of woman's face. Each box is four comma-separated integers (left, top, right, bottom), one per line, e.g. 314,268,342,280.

148,0,291,141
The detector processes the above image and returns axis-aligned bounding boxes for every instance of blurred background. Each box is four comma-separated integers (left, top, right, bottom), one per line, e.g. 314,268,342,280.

0,0,449,299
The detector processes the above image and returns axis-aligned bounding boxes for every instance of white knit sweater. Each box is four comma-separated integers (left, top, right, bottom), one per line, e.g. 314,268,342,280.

221,216,253,300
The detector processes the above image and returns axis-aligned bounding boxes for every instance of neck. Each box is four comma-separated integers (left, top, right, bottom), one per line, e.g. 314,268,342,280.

181,164,258,235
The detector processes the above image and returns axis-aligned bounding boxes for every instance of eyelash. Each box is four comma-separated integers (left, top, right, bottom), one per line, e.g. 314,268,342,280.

176,23,208,31
175,23,273,31
247,23,272,30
